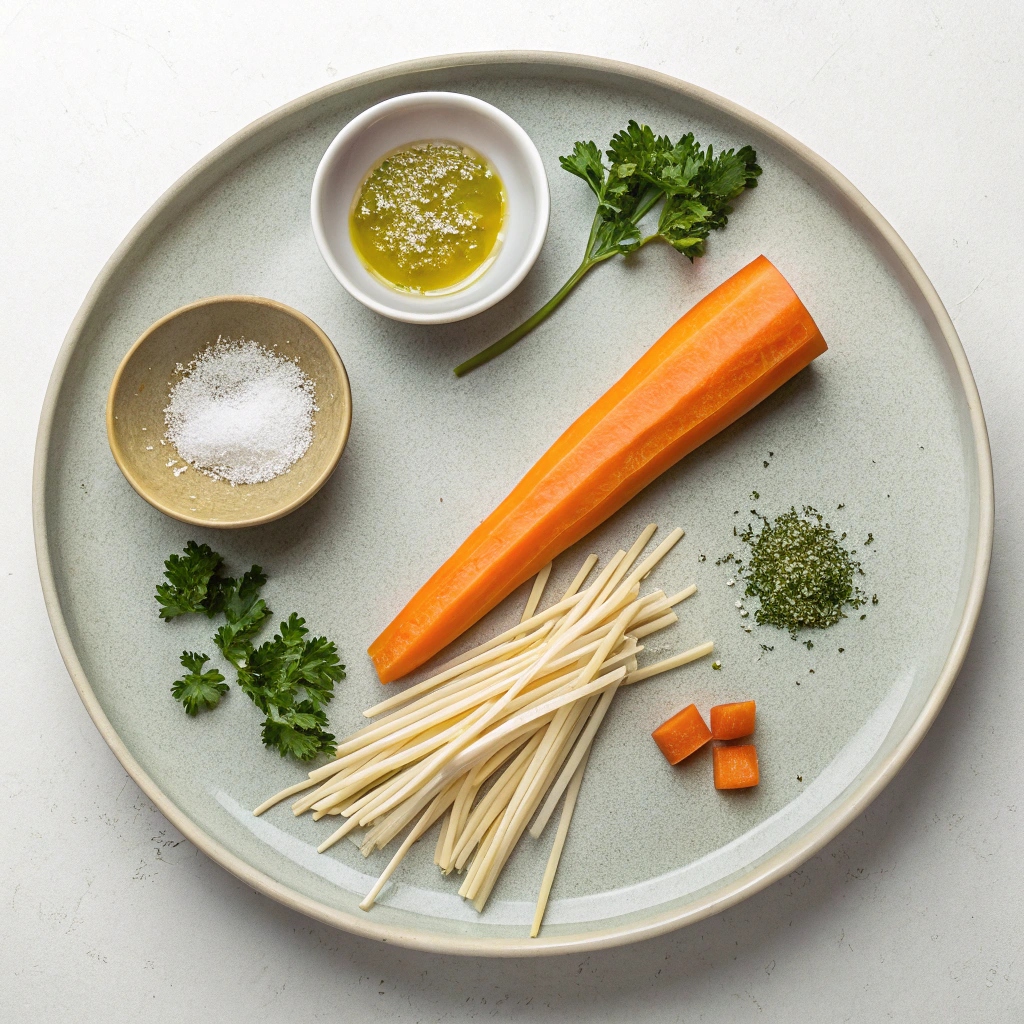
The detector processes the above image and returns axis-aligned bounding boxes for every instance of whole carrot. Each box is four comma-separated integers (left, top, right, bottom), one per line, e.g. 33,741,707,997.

371,256,826,682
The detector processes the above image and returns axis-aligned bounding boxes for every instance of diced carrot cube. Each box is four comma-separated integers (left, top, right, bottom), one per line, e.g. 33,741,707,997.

713,744,759,789
710,700,756,740
652,704,712,765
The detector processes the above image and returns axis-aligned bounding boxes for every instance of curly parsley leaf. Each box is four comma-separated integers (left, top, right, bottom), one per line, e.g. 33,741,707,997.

171,651,228,716
559,140,606,198
455,120,761,375
213,565,271,667
605,121,673,205
261,704,336,761
155,542,224,620
157,545,344,759
655,137,761,259
237,614,345,760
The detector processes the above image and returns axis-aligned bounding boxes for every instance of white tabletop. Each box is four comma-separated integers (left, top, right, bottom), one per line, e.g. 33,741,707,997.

4,2,1021,1018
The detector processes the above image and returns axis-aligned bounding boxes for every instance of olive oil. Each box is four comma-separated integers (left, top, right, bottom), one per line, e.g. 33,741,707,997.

350,141,506,294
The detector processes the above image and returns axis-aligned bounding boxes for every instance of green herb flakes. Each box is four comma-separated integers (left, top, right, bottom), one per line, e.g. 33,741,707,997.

735,506,867,635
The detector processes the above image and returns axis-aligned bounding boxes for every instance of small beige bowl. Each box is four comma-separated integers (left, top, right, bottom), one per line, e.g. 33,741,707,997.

106,295,351,529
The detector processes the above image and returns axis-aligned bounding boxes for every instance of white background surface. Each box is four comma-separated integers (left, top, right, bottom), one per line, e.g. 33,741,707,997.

3,1,1021,1019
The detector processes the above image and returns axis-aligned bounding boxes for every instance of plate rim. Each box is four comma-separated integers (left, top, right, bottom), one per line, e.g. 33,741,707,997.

33,50,994,957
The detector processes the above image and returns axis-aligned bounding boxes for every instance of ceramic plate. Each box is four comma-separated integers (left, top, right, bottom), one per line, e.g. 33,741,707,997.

34,53,992,956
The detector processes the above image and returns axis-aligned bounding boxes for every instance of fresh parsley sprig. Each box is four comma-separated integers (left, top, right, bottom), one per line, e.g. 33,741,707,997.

155,541,225,620
453,121,761,376
238,614,345,761
213,566,271,668
156,543,344,761
171,651,228,716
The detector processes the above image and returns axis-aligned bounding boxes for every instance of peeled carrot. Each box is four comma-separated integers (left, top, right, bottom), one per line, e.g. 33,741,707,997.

370,256,827,682
713,744,760,789
710,700,756,741
651,704,712,765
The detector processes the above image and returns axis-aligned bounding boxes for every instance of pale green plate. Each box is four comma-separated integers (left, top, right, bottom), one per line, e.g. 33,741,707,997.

33,53,992,956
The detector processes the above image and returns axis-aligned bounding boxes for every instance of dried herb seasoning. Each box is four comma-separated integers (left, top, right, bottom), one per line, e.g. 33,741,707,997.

734,506,867,635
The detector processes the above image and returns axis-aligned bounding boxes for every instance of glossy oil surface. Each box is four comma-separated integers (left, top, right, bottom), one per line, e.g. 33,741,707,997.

350,141,506,294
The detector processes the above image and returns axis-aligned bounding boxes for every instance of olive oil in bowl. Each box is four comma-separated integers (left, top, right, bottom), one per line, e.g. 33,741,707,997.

350,141,506,295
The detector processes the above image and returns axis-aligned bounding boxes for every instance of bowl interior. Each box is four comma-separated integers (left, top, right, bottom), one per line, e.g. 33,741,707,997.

107,297,351,528
313,94,548,321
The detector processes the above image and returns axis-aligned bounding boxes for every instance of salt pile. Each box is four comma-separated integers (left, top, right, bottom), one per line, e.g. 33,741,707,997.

164,337,316,486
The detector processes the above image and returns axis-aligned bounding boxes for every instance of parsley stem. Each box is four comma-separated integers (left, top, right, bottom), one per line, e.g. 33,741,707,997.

454,187,661,377
453,255,611,376
628,186,664,231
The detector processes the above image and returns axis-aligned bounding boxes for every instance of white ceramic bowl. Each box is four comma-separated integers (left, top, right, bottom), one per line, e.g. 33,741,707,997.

310,92,549,324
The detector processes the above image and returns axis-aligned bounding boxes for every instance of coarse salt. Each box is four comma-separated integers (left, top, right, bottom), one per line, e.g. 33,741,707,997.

164,337,316,486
